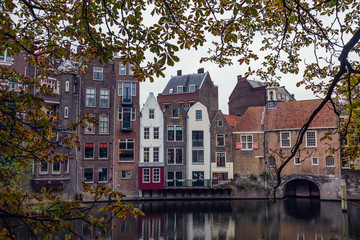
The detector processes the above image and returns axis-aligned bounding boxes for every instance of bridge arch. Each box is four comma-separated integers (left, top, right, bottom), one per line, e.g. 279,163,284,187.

284,179,320,198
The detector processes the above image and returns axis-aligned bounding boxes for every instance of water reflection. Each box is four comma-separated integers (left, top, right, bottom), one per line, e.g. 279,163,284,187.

13,199,360,240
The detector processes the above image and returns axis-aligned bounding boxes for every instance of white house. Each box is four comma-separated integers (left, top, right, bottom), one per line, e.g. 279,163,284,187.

186,102,211,187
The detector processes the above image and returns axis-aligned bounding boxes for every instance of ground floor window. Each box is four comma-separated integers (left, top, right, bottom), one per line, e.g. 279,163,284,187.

84,168,94,183
143,168,150,183
98,167,108,183
167,171,183,187
192,171,204,187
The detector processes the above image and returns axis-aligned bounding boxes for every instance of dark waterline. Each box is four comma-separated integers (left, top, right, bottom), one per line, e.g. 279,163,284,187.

14,199,360,239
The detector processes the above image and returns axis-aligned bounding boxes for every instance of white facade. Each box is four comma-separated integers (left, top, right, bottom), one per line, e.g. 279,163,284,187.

139,92,164,165
186,102,211,185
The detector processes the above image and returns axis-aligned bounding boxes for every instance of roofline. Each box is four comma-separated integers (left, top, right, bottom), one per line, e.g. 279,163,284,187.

264,126,338,132
198,71,208,89
233,131,264,134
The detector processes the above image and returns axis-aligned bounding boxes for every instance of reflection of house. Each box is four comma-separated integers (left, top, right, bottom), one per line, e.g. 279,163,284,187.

228,75,295,116
210,110,234,185
157,68,218,113
187,102,211,187
264,99,340,199
139,93,164,194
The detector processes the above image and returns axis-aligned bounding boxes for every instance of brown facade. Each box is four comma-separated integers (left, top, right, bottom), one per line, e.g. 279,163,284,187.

163,101,187,187
113,58,140,197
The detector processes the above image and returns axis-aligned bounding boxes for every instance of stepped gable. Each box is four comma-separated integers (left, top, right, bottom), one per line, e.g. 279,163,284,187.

264,99,338,130
233,106,265,132
161,72,207,95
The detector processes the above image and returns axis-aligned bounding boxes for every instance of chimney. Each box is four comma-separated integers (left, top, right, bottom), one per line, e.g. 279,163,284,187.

177,70,182,76
237,75,243,83
198,68,204,73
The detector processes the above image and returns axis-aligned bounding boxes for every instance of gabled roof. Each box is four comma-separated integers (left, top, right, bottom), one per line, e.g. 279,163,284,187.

224,114,242,128
264,99,338,130
233,107,265,132
161,72,207,95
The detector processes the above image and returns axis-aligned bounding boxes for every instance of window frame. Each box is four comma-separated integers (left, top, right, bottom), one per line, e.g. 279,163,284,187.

65,80,70,92
129,63,134,75
217,120,223,127
195,110,202,121
143,168,150,183
312,157,319,165
99,88,110,108
153,168,160,183
216,134,225,147
240,135,253,150
144,127,150,139
280,131,291,148
153,147,159,162
93,67,103,81
119,62,126,75
306,131,317,147
84,168,94,183
172,108,179,118
84,142,94,159
99,115,109,134
119,139,135,162
85,88,96,107
84,114,95,134
99,143,108,159
39,159,48,174
192,149,204,164
167,148,183,165
189,84,196,92
98,167,108,183
153,127,159,139
177,85,183,94
216,153,226,167
64,106,69,119
121,170,131,179
143,147,150,162
167,125,183,142
192,130,204,147
149,109,155,119
325,156,335,167
294,157,301,165
52,161,61,174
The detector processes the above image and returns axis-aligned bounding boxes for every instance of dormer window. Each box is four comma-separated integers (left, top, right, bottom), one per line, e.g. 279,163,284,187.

189,84,196,92
169,88,173,94
177,86,183,94
119,62,126,75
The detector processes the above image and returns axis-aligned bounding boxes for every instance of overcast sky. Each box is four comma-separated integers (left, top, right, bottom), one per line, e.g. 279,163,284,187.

139,47,317,114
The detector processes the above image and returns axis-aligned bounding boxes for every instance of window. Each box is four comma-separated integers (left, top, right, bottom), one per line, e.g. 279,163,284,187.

306,131,317,147
149,109,154,119
121,170,131,179
99,143,108,159
192,150,204,164
144,147,150,162
218,120,223,127
85,143,94,159
64,106,68,119
268,156,276,167
167,148,183,164
280,132,291,147
65,80,70,92
192,171,204,187
144,127,150,139
118,106,136,121
153,127,159,139
143,168,150,183
52,161,61,174
216,153,225,167
153,168,160,183
192,131,203,147
99,115,109,134
85,88,96,107
167,171,183,187
0,49,12,63
39,159,48,174
326,156,335,167
168,125,182,141
312,157,319,165
241,135,253,150
119,139,134,161
93,67,103,80
84,168,94,183
177,86,183,93
153,147,159,162
98,167,108,183
195,110,202,120
216,135,225,147
118,82,136,97
294,157,301,165
84,114,95,134
129,63,134,75
8,80,18,89
189,84,196,92
169,88,173,94
119,62,126,75
172,108,179,118
99,89,110,108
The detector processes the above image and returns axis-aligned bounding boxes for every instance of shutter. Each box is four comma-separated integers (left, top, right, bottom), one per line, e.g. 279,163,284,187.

236,142,242,150
253,142,259,149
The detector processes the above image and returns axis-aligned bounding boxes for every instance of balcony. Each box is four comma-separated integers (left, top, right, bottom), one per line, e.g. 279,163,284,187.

120,120,132,131
121,96,132,105
36,92,60,105
165,179,211,188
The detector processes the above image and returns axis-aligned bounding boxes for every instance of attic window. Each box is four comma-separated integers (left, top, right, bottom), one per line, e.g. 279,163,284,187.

169,88,173,94
267,101,277,109
189,84,196,92
177,86,183,94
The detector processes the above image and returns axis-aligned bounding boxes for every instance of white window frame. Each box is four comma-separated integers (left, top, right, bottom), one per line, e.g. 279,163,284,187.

121,170,131,179
52,161,61,174
99,115,109,134
153,127,159,139
312,157,319,165
39,159,48,174
144,127,150,139
65,80,70,92
85,88,96,107
99,142,108,159
0,49,12,64
93,67,103,80
153,168,160,183
280,131,291,148
143,168,150,183
149,109,155,119
217,120,223,127
98,167,108,183
119,62,126,75
143,147,150,162
306,131,317,147
99,89,110,108
294,157,301,165
84,168,94,183
84,114,95,134
216,152,226,167
153,147,159,162
118,82,136,96
172,108,179,118
84,142,94,159
64,106,68,119
118,106,136,121
167,148,183,165
240,135,253,150
189,84,196,92
119,139,135,162
216,134,225,147
195,110,202,121
167,125,183,142
129,63,134,75
177,86,183,94
192,149,204,164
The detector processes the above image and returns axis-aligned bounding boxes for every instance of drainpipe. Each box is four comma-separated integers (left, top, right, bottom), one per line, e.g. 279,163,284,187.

262,106,267,192
112,86,116,192
76,65,82,195
209,125,212,188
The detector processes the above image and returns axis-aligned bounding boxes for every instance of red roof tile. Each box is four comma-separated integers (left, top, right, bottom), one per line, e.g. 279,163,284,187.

233,107,265,132
224,114,242,128
264,99,338,130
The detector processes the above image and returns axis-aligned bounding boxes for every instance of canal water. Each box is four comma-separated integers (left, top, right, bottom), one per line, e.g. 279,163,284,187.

14,199,360,239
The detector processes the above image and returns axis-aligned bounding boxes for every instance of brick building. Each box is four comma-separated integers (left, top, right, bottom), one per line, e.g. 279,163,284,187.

157,68,218,114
